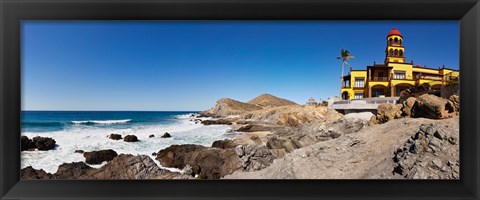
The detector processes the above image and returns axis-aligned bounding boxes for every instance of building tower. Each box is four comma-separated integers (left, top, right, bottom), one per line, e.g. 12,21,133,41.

384,27,405,64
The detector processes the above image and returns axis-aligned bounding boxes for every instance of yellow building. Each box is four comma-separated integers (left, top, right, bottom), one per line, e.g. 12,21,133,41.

340,27,460,100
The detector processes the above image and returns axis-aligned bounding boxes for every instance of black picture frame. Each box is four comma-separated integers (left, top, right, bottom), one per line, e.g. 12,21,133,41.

1,0,479,199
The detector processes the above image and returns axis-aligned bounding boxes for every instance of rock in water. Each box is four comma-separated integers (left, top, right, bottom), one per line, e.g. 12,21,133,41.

123,135,139,142
20,136,35,151
92,154,163,179
109,134,122,140
83,149,118,164
32,136,56,150
149,134,155,138
155,144,242,179
161,132,171,138
211,139,236,149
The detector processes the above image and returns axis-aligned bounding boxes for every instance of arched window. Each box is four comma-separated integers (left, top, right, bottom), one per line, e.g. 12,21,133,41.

389,38,393,45
389,49,394,56
394,49,399,56
399,50,403,57
399,39,402,45
394,38,398,44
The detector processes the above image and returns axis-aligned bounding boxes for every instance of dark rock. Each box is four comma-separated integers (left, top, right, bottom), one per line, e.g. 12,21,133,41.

83,149,118,164
109,134,122,140
123,135,139,142
434,129,445,140
155,144,242,179
92,154,163,179
149,134,155,138
161,132,171,138
211,139,236,149
32,136,56,151
54,162,96,179
21,166,54,179
201,119,233,125
74,150,84,154
152,152,157,156
20,136,35,151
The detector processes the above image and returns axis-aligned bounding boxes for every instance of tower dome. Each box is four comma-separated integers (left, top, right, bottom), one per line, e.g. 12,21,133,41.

388,27,402,37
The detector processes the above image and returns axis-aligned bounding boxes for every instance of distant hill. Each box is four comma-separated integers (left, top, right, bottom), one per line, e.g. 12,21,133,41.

247,94,298,108
202,98,262,117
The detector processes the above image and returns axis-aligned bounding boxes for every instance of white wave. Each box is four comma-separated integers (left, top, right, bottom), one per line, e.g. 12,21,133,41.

21,117,235,174
70,119,132,125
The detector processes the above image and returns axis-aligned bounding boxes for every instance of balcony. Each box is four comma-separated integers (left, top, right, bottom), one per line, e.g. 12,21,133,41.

370,77,389,82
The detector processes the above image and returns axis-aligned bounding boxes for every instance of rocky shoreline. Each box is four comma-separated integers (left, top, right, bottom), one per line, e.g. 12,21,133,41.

21,93,460,179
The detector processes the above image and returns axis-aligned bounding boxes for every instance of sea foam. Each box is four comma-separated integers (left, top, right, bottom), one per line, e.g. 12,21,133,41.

21,115,235,174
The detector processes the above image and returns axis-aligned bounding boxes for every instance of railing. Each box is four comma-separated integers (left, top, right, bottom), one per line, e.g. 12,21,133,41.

370,77,389,81
333,99,398,105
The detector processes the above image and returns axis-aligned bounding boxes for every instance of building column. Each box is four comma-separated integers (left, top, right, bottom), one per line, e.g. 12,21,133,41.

368,86,372,98
391,85,395,97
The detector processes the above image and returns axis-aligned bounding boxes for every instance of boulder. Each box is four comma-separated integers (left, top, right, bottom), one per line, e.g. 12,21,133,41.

201,119,233,125
149,134,155,138
20,136,35,151
91,154,163,179
448,95,460,112
123,135,138,142
402,97,417,117
155,144,242,179
373,104,402,124
74,150,84,154
83,149,118,165
161,132,171,138
211,139,237,149
412,94,456,119
32,136,56,151
109,134,122,140
21,166,54,179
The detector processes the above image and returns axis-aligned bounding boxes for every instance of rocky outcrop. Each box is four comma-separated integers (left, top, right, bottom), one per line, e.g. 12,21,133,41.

21,136,35,151
21,136,56,151
123,135,138,142
109,133,122,140
91,154,164,179
201,119,233,125
201,98,262,117
54,162,96,179
392,124,459,179
35,154,176,179
83,149,118,164
247,94,298,108
211,139,237,149
235,145,275,171
243,105,342,127
21,166,55,179
161,132,171,138
371,94,460,125
155,144,242,179
411,94,457,119
370,104,402,125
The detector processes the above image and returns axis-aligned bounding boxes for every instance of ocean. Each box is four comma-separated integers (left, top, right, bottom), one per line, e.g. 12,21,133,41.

21,111,235,173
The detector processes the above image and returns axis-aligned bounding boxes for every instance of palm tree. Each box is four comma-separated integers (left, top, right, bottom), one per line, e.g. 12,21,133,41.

337,49,355,88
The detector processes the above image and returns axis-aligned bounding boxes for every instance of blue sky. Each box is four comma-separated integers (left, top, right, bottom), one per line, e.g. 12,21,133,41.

22,21,459,111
